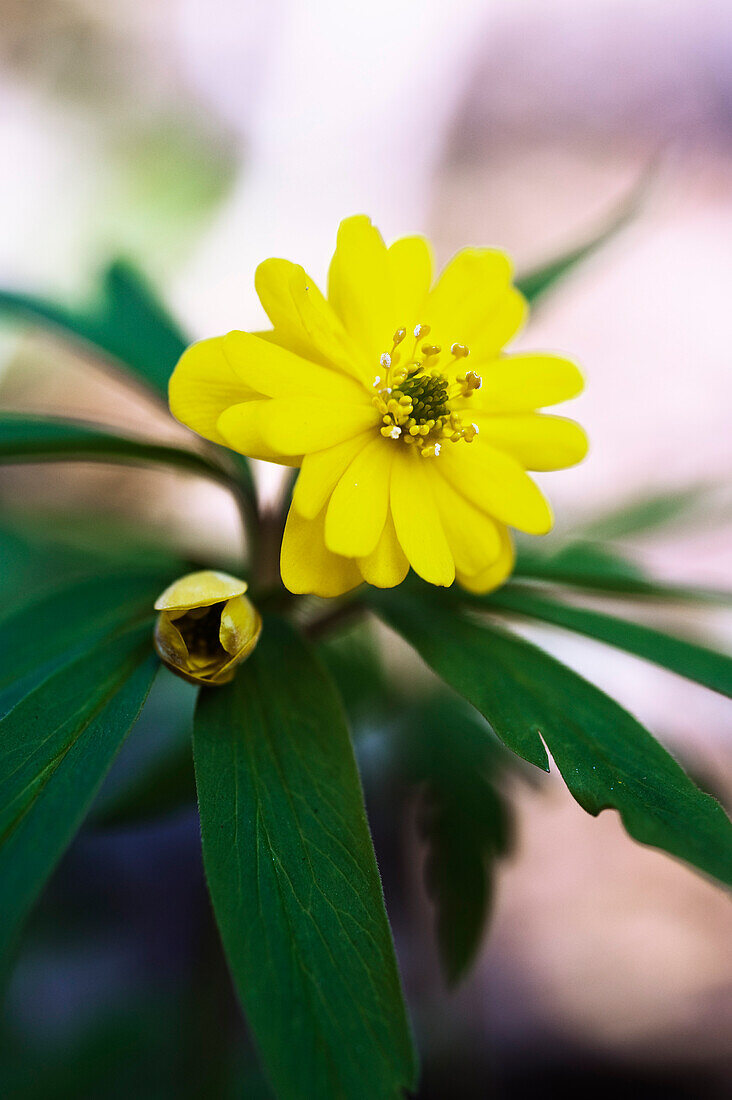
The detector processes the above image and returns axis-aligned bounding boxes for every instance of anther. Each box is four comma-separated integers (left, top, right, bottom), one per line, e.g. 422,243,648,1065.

450,343,470,358
413,323,431,339
464,370,482,390
421,344,441,357
380,352,392,369
393,328,407,345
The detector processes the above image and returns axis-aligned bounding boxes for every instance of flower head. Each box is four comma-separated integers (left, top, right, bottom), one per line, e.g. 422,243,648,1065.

154,571,261,685
170,216,587,597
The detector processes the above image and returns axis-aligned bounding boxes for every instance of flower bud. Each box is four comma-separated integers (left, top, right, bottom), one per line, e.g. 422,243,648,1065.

153,570,261,686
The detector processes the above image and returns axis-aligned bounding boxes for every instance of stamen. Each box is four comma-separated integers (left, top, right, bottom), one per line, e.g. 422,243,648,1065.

373,324,481,456
380,425,402,440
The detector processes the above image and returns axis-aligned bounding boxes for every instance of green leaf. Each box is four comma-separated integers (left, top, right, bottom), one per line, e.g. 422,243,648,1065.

2,510,185,575
93,665,197,829
0,522,100,611
94,741,196,828
514,540,727,601
483,587,732,699
90,667,197,829
369,591,732,888
577,485,714,541
515,177,645,304
194,616,417,1100
317,619,391,731
0,569,172,711
0,412,234,486
0,998,188,1100
0,265,257,508
515,540,644,582
400,696,514,986
0,260,186,399
0,622,158,960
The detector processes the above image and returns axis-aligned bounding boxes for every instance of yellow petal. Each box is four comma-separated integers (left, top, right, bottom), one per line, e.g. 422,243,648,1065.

169,337,258,445
357,512,409,588
292,431,373,519
431,472,503,577
280,505,362,597
219,595,262,657
213,400,291,462
154,613,189,666
458,526,515,593
469,287,526,360
328,215,394,365
390,449,454,586
428,248,512,313
438,440,553,535
325,437,394,557
218,398,378,457
423,249,526,358
473,413,589,470
473,353,584,412
255,259,370,382
154,570,248,612
387,235,433,324
223,330,367,404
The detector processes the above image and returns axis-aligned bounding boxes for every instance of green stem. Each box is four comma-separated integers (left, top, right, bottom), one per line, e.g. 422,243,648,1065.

304,598,367,642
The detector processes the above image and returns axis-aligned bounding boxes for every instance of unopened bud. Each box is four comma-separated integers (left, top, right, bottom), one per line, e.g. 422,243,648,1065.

154,570,261,686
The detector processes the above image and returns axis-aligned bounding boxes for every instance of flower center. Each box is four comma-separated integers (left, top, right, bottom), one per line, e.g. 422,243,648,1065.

372,324,482,458
176,603,227,664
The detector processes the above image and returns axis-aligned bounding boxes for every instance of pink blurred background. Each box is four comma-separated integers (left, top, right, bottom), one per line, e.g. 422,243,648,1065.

0,0,730,1091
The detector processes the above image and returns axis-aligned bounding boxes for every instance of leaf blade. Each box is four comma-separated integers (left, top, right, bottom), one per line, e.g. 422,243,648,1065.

194,616,417,1100
369,591,732,888
0,568,172,712
513,540,730,602
0,412,232,485
400,696,514,986
0,261,186,399
577,484,715,541
0,623,158,959
484,586,732,698
515,176,645,305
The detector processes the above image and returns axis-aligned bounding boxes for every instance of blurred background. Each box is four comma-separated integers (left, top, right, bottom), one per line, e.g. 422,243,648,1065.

0,1,730,1096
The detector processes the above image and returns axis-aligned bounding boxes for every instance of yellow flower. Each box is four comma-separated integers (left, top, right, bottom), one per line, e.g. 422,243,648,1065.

154,571,262,686
170,216,587,598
